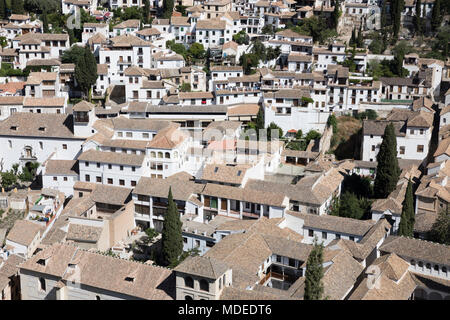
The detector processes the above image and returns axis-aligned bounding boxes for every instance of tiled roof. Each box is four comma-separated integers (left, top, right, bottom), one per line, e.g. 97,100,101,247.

6,220,43,246
44,160,78,176
379,236,450,266
0,113,78,139
174,256,228,279
78,149,145,167
20,243,175,299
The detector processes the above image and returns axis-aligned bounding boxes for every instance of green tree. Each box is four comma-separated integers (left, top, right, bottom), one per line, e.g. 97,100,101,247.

42,11,49,33
180,82,191,92
374,123,400,198
61,45,85,64
1,171,17,189
413,0,422,35
143,0,150,24
304,240,324,300
161,187,183,267
0,0,7,19
75,46,98,101
295,129,303,140
349,27,356,46
338,192,365,219
11,0,25,14
398,180,414,236
261,24,274,35
255,106,264,133
431,0,442,32
232,30,249,45
356,25,364,48
327,114,338,134
331,0,340,30
392,0,405,41
267,122,283,140
162,0,174,19
428,209,450,245
305,130,321,146
0,36,7,48
188,42,205,60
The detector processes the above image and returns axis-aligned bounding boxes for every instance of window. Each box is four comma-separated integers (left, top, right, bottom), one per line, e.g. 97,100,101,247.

39,278,46,291
97,163,100,168
96,295,101,300
108,164,112,169
96,176,101,183
118,132,123,137
108,178,113,184
410,260,415,266
410,129,415,134
120,166,124,171
62,144,67,150
126,132,132,138
185,276,194,288
199,279,209,292
400,146,405,155
53,177,57,181
349,236,355,241
371,145,375,151
417,145,424,153
143,133,149,139
183,237,187,243
420,129,424,134
322,232,327,239
132,167,136,172
119,179,125,186
335,234,341,240
130,180,136,186
85,162,89,167
308,229,314,237
288,258,295,267
85,175,90,182
63,177,68,181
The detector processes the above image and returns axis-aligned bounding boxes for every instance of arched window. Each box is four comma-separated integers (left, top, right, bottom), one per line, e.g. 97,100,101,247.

434,265,439,272
158,152,163,158
185,295,193,300
442,267,447,274
96,295,101,300
165,152,170,159
418,261,423,267
426,263,431,270
151,151,156,158
410,260,416,266
199,279,209,292
184,276,194,288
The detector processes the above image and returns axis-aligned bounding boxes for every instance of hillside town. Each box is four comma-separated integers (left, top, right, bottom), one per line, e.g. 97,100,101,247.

0,0,448,302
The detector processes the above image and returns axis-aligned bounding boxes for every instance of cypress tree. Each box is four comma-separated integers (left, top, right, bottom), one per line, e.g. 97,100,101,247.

405,180,415,234
431,0,442,32
161,187,183,268
349,27,356,46
11,0,24,14
398,180,414,236
162,0,174,19
0,0,7,19
381,0,387,27
143,0,150,24
304,240,324,300
75,46,98,101
413,0,422,35
357,25,364,48
374,123,400,198
392,0,404,40
42,11,49,33
331,0,340,30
